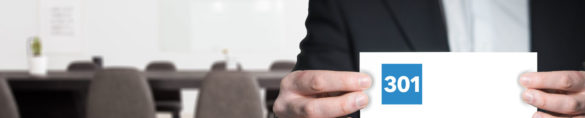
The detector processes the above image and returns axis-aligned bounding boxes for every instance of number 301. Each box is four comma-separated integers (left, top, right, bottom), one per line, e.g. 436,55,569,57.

384,76,420,93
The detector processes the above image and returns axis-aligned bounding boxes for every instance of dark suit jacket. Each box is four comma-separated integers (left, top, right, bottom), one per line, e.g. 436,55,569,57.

293,0,585,117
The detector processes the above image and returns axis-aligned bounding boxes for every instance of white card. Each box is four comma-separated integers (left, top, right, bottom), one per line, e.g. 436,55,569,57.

360,52,536,118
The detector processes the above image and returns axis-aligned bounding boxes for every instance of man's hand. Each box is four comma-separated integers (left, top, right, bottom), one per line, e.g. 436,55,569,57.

273,70,372,118
520,71,585,118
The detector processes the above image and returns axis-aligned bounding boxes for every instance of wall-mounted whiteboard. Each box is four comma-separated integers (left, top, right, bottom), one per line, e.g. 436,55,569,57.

159,0,288,53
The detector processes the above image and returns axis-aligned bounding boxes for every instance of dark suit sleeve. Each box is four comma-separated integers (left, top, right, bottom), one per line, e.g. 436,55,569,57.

294,0,357,72
293,1,359,117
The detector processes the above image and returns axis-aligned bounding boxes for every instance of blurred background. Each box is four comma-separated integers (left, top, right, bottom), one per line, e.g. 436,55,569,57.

0,0,307,70
0,0,308,118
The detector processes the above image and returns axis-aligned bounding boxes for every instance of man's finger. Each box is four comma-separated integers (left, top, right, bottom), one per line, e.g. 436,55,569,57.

295,92,368,118
292,70,371,95
522,89,585,115
533,111,566,118
520,71,585,91
533,111,585,118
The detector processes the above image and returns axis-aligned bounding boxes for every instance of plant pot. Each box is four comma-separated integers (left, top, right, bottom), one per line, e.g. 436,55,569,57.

226,59,237,71
29,56,47,76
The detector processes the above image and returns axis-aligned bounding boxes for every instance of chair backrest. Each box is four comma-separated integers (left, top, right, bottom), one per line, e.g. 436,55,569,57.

146,62,180,101
67,61,99,72
145,61,177,71
0,78,19,118
210,61,242,71
196,72,262,118
86,68,156,118
269,60,296,71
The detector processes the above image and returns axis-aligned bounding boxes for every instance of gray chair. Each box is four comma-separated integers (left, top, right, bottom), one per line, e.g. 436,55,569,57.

269,60,296,71
145,61,181,118
211,61,243,71
86,68,156,118
196,72,263,118
67,61,99,71
0,78,19,118
265,61,295,118
146,61,177,71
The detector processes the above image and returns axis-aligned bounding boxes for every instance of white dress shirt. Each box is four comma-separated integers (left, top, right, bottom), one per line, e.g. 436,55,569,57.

442,0,530,52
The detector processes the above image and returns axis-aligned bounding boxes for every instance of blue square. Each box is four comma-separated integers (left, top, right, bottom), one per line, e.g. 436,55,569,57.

381,64,422,105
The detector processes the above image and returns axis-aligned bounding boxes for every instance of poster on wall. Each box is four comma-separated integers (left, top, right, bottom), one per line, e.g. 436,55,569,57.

39,0,82,53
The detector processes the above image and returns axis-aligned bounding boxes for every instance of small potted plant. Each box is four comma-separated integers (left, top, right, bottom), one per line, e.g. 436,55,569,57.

222,48,237,71
29,36,47,76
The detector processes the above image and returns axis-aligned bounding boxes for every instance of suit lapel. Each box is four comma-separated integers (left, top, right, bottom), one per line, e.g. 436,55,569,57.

381,0,450,51
338,0,413,52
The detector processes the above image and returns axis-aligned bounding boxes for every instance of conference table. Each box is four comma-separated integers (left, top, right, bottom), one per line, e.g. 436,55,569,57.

0,70,288,118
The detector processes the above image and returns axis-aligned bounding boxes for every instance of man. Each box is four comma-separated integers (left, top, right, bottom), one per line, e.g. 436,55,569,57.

274,0,585,118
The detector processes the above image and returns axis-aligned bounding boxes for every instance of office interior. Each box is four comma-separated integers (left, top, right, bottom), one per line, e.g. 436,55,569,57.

0,0,308,118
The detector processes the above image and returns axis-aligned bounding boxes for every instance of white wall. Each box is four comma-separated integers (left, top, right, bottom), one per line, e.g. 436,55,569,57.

0,0,308,70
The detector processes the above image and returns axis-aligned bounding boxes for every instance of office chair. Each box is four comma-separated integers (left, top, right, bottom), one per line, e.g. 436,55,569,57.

146,61,177,71
269,60,296,71
266,61,295,118
65,61,99,117
67,61,99,72
0,78,19,118
196,72,263,118
86,68,156,118
145,61,181,118
210,61,242,71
